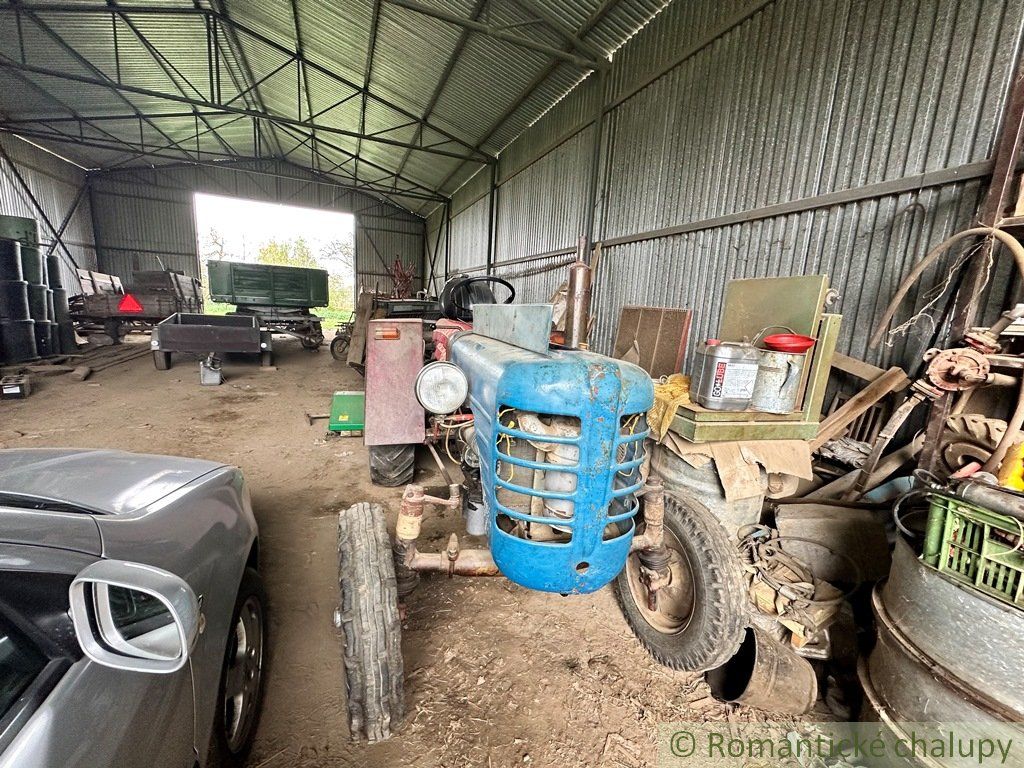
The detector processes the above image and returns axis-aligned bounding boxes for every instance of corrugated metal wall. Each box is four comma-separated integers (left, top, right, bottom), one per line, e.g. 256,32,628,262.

430,0,1024,371
0,133,98,291
89,160,425,293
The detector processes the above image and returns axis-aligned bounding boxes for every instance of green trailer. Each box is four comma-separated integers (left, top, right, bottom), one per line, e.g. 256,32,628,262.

207,260,329,349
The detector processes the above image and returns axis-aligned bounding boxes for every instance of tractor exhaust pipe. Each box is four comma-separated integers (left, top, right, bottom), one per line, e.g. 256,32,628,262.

564,239,592,350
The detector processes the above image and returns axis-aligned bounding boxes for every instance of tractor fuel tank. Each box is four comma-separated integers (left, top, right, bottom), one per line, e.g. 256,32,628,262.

451,332,654,594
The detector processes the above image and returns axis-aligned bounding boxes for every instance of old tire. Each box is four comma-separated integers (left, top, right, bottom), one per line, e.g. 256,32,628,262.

260,350,273,367
337,502,403,742
939,414,1007,479
207,568,268,767
330,334,350,361
615,491,747,673
153,350,172,370
369,444,415,487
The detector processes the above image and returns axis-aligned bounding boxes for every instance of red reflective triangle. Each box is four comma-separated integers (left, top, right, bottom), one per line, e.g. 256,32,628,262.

117,293,144,313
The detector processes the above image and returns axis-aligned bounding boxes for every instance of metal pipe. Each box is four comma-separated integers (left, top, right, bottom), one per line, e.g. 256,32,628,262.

408,546,500,576
564,254,592,349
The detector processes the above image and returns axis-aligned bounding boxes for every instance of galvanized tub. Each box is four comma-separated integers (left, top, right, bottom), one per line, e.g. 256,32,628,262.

878,538,1024,715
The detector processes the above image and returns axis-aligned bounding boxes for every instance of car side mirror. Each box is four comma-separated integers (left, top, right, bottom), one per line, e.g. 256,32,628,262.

69,560,200,674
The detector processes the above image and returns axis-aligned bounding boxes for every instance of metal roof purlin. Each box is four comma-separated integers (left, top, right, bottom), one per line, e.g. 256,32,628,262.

382,0,604,70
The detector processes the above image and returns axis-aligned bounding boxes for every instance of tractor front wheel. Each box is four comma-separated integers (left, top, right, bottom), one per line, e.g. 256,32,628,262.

337,502,403,741
615,491,747,673
369,444,415,487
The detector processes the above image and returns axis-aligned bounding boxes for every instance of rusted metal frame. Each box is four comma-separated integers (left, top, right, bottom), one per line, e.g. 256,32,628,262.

433,0,617,194
383,0,602,70
108,5,240,161
0,138,79,265
919,52,1024,474
10,5,189,159
392,0,490,182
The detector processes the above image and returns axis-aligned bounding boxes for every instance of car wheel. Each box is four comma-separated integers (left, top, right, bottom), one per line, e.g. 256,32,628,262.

614,491,747,672
368,444,415,487
208,568,267,767
337,502,403,741
153,350,172,370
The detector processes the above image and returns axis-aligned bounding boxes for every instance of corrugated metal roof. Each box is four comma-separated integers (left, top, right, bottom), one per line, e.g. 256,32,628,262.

0,0,671,214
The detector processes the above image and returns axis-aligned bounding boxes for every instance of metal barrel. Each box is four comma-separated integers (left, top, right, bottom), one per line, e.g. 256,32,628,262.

19,245,45,285
706,627,818,714
57,321,78,354
0,318,38,363
33,320,56,358
45,253,63,289
45,289,54,321
26,283,48,320
51,287,70,321
0,280,30,321
0,239,22,281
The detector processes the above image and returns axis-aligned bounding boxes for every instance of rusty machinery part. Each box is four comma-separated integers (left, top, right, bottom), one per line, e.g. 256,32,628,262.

939,413,1008,479
869,227,1024,350
964,305,1024,354
923,347,991,391
336,502,403,742
614,490,748,673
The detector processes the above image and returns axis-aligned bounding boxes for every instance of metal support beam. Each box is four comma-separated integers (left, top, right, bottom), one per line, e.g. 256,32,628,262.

510,0,607,61
584,66,607,244
485,161,497,274
0,58,487,163
383,0,603,70
0,2,491,162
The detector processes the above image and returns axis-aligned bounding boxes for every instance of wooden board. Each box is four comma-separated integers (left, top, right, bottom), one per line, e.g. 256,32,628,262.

612,305,692,378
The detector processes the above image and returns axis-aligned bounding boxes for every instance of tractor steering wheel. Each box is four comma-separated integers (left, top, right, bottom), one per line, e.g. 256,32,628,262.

439,275,515,322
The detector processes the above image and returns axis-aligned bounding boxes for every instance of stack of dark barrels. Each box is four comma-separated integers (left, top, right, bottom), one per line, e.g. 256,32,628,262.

0,216,77,364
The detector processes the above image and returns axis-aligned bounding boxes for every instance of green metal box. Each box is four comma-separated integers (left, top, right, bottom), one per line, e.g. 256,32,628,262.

329,391,365,433
207,260,329,308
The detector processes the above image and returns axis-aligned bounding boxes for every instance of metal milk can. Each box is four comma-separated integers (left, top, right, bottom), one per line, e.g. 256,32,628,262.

750,349,805,413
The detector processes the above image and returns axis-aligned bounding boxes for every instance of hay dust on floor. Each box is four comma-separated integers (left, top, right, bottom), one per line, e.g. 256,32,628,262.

1,338,757,768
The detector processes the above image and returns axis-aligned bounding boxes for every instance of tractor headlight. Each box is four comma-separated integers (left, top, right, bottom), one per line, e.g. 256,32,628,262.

415,361,469,415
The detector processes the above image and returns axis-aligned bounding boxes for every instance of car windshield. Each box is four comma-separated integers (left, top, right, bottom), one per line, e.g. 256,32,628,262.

0,621,47,718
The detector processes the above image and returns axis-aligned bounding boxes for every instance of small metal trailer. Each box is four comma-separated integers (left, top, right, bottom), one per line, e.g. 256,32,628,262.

71,268,203,341
150,312,273,369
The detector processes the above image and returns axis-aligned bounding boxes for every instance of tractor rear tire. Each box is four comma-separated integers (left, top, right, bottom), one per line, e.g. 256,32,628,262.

337,502,403,742
369,444,415,487
615,491,747,673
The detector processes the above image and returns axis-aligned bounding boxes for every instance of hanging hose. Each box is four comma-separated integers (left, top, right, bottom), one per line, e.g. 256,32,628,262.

869,227,1024,350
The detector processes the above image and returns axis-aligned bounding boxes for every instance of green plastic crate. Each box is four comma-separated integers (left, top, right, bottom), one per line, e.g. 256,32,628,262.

922,493,1024,608
329,391,365,434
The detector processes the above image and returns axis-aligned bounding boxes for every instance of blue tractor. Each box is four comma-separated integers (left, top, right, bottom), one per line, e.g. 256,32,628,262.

337,294,749,742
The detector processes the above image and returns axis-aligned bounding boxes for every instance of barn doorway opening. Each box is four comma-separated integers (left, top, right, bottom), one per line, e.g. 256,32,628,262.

193,192,355,326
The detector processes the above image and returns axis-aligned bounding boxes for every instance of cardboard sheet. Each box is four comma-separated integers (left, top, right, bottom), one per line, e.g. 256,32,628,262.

661,433,813,501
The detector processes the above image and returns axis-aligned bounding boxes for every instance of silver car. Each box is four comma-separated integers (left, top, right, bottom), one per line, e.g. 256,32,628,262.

0,449,266,768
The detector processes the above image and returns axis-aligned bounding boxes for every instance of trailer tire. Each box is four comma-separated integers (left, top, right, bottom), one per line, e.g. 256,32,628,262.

369,444,415,487
330,334,350,361
260,350,273,367
337,502,403,742
153,350,172,370
615,491,747,673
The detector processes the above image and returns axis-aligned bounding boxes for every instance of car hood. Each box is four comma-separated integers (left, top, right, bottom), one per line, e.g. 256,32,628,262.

0,449,227,514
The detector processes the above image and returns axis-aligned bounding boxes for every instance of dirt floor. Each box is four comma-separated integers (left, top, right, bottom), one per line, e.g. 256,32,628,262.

0,337,743,768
